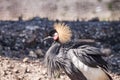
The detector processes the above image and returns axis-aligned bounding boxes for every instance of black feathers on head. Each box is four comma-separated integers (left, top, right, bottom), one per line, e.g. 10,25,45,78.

48,29,57,37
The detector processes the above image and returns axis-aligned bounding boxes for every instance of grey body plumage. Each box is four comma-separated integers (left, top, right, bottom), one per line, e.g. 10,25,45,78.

44,42,87,80
44,23,112,80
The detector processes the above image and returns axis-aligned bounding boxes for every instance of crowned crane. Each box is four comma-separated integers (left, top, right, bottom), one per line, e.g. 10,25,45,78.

44,23,112,80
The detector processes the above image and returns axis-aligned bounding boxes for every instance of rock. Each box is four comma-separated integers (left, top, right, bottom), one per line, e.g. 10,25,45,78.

100,48,112,56
29,51,37,58
17,76,24,80
42,69,47,75
1,70,6,76
23,57,29,63
7,64,14,69
26,25,39,31
35,49,44,57
25,34,37,47
25,67,31,73
13,69,19,73
14,75,22,80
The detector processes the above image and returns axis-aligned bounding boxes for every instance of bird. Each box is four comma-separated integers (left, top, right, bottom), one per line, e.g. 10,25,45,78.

44,23,112,80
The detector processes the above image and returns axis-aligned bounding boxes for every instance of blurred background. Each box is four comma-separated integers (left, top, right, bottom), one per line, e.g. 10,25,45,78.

0,0,120,21
0,0,120,80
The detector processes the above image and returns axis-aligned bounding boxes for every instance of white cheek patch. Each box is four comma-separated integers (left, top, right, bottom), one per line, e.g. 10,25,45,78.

53,33,58,40
54,32,58,36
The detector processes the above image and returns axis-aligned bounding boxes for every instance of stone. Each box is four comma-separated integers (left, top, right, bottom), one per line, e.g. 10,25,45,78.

29,51,37,58
23,57,29,63
13,69,19,73
35,49,44,57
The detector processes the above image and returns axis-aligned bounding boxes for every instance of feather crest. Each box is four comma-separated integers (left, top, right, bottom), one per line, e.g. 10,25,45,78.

54,23,72,44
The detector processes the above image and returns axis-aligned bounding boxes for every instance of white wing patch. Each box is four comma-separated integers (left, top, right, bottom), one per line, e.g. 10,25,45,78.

68,50,110,80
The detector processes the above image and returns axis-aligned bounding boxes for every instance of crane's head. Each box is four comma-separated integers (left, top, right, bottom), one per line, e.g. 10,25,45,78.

44,23,72,44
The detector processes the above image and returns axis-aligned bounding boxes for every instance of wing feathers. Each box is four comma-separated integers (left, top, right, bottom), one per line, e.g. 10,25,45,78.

68,45,109,70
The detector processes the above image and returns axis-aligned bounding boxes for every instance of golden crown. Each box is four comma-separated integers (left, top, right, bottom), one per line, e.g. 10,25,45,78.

53,23,72,44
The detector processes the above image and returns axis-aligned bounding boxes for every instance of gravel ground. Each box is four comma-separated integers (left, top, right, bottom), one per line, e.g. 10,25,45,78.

0,56,120,80
0,56,70,80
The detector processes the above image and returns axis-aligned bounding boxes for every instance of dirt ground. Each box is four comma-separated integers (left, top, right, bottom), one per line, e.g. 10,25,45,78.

0,56,119,80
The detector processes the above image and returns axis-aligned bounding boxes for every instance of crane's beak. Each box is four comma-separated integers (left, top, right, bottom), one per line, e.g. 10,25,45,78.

43,36,53,41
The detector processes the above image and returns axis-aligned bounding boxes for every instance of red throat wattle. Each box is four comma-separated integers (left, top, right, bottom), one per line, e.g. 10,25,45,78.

53,35,58,41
